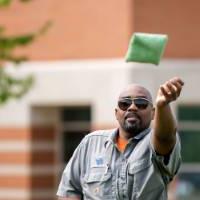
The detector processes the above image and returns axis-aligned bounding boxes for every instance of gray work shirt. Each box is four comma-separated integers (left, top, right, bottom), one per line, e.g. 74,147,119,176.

57,128,181,200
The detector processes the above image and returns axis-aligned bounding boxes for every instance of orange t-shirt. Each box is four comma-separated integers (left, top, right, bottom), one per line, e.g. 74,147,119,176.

116,136,129,152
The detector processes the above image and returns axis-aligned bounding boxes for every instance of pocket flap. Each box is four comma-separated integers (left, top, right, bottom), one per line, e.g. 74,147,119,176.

128,158,151,174
86,172,102,183
85,170,112,183
85,167,112,183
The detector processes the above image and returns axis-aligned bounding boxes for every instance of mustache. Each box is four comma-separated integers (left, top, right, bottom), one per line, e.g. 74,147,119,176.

125,112,140,120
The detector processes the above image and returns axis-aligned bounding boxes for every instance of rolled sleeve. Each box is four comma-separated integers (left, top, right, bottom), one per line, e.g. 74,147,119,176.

57,142,84,198
150,133,181,183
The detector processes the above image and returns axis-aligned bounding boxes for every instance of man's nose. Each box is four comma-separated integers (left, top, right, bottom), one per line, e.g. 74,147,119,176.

127,102,138,111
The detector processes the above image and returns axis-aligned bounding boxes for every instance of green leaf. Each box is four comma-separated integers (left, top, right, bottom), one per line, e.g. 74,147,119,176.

37,20,52,35
0,0,12,7
0,26,4,34
0,52,28,63
0,0,50,105
0,34,35,50
0,0,32,7
0,68,34,104
20,0,31,2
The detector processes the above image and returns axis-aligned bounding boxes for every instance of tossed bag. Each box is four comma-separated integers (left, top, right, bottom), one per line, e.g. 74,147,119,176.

125,33,168,65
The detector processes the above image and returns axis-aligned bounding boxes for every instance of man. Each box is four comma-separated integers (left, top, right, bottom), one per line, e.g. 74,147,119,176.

57,77,184,200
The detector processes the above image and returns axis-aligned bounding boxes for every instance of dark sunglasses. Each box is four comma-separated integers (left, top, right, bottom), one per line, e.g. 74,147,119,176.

118,97,153,111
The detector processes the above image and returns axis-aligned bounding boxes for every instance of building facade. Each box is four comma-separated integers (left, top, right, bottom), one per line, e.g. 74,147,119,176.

0,0,200,200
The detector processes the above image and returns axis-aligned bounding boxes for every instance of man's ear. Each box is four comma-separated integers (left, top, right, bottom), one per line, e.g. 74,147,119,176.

151,107,155,120
115,108,118,120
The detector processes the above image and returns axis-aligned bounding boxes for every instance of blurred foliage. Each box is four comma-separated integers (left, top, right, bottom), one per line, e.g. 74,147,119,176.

0,0,51,104
0,21,51,64
0,0,31,7
0,68,33,103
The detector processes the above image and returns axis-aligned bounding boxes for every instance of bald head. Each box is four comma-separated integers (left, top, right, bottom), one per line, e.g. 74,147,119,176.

115,84,155,138
118,84,153,103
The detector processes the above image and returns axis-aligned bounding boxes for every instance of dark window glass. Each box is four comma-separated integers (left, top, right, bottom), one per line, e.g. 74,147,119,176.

178,105,200,121
178,105,200,163
61,106,91,121
61,106,91,163
180,131,200,163
63,131,86,163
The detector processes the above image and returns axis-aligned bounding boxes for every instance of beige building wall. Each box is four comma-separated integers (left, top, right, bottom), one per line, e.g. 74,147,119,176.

0,60,134,200
0,59,200,199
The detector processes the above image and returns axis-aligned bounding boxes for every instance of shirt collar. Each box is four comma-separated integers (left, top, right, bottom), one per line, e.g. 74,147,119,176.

104,128,118,148
104,127,151,148
134,127,151,140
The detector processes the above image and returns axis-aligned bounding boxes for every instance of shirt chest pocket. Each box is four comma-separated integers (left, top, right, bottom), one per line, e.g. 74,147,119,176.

85,168,111,183
128,158,151,174
83,166,113,199
128,158,162,197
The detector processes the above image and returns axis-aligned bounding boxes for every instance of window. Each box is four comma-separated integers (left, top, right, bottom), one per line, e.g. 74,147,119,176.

178,105,200,163
175,104,200,200
60,106,91,163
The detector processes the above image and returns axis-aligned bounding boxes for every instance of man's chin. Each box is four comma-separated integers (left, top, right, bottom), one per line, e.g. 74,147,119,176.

124,124,140,135
126,121,138,129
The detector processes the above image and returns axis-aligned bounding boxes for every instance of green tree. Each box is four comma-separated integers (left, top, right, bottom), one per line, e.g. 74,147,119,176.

0,0,50,104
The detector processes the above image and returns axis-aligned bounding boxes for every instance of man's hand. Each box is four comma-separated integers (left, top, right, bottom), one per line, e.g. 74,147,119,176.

156,77,184,107
153,77,184,155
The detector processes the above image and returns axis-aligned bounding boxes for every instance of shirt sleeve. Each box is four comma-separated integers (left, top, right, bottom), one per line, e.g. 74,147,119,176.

57,139,85,198
150,132,181,184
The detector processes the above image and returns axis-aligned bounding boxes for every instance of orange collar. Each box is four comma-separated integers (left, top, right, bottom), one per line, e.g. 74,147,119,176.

116,135,129,152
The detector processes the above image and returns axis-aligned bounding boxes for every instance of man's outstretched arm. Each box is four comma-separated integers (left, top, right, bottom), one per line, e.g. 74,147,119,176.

152,77,184,155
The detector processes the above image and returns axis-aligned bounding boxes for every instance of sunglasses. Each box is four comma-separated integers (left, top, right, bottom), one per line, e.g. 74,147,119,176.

118,97,153,111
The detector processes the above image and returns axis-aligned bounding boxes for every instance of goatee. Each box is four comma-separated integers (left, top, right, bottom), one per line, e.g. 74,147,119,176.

123,121,141,136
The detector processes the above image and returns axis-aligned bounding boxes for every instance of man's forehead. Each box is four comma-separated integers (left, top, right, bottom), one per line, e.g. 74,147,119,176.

119,84,152,99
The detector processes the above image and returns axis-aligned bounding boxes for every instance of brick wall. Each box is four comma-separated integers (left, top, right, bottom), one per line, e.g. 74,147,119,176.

0,126,56,200
0,0,133,60
134,0,200,58
1,0,200,59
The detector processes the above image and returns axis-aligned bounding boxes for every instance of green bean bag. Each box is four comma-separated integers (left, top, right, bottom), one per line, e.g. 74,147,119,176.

125,33,168,65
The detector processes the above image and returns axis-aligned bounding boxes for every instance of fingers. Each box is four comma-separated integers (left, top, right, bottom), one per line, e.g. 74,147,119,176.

170,77,184,97
160,77,184,102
